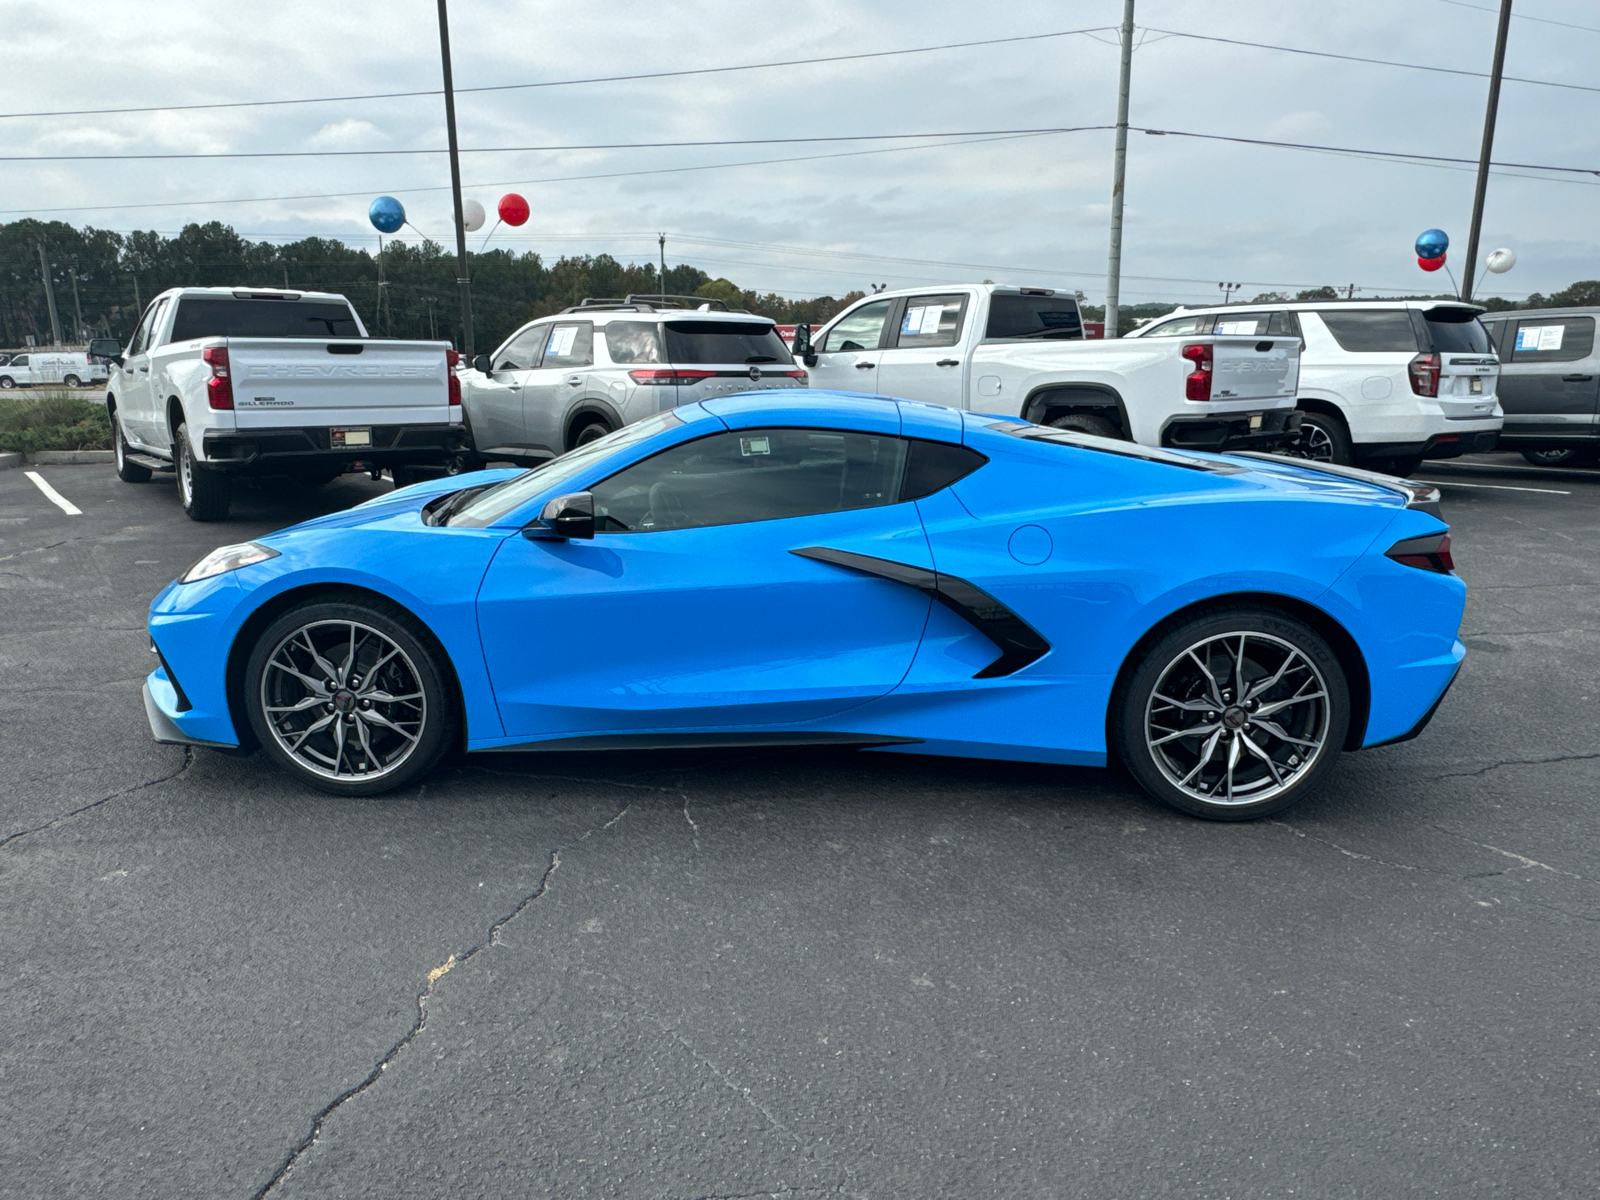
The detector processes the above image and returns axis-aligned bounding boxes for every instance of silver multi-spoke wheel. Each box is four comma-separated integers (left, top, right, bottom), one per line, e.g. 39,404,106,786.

1288,422,1334,462
1144,630,1332,808
259,619,427,782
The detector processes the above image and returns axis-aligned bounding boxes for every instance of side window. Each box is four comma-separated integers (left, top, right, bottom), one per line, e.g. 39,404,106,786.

1509,316,1594,363
10,354,26,367
892,294,967,349
1318,311,1419,353
1267,310,1302,337
901,440,987,500
1212,312,1273,336
130,303,158,355
541,322,593,369
1141,315,1212,338
603,321,663,365
820,300,893,353
494,325,550,372
590,427,909,533
143,298,171,350
1482,319,1505,354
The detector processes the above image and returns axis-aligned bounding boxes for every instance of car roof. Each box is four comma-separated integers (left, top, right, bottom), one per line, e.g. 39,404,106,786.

1486,306,1600,319
158,286,351,303
1157,299,1483,317
528,309,775,326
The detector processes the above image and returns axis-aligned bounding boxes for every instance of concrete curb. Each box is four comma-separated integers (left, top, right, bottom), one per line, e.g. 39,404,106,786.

0,451,21,470
25,449,114,465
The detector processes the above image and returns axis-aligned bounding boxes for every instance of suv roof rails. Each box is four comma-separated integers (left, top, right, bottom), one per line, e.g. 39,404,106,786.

560,294,755,315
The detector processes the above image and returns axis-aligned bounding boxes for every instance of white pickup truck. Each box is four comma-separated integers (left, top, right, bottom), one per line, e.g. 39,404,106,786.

794,284,1302,450
108,287,465,521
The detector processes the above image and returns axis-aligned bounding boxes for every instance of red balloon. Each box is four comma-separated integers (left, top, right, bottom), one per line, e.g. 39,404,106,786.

498,193,530,226
1418,254,1446,272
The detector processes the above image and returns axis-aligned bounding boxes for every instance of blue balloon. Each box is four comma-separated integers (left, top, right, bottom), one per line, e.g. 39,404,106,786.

369,195,406,234
1415,228,1449,259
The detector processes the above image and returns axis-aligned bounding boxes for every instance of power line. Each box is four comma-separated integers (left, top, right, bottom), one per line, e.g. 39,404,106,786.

1142,25,1600,95
0,125,1115,162
0,27,1116,121
1437,0,1600,36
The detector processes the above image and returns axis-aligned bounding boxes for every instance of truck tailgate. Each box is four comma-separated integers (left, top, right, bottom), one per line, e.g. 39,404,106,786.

226,339,455,429
1208,336,1300,402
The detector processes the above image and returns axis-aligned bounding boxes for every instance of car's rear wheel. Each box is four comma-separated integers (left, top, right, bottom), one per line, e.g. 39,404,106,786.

1049,413,1122,439
63,374,82,388
112,406,151,483
1522,448,1596,468
245,599,456,796
1113,606,1350,820
1286,410,1352,465
174,422,231,521
570,418,611,449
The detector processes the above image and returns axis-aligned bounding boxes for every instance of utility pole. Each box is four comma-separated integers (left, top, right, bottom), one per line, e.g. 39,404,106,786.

37,244,63,346
659,232,667,299
1462,0,1512,303
1103,0,1136,338
436,0,474,355
69,267,85,342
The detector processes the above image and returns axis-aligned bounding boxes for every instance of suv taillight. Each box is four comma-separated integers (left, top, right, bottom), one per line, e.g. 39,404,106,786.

202,346,233,410
628,368,717,385
1387,532,1454,574
1408,352,1440,397
1181,343,1212,401
446,349,461,406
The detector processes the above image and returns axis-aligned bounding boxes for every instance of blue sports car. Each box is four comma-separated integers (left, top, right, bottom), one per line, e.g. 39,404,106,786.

144,392,1464,820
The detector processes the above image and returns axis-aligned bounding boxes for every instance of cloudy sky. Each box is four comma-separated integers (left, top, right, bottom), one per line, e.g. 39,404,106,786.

5,0,1597,305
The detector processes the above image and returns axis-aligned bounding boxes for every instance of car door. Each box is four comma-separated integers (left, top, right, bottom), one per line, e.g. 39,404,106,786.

807,298,894,394
1495,315,1599,438
875,292,970,408
116,303,161,444
469,323,550,456
521,320,594,452
475,424,934,738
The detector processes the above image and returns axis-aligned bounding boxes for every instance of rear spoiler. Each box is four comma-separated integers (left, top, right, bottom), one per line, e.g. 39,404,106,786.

1228,451,1442,518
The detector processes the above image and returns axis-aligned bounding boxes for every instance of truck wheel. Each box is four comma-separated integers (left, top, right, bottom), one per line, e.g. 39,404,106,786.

1286,411,1352,466
175,423,232,521
62,374,82,388
112,407,152,483
1049,413,1122,439
0,376,14,389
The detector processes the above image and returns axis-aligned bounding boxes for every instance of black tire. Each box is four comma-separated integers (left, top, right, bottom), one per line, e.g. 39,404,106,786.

244,598,457,796
111,406,151,483
1286,409,1353,466
1112,605,1350,821
569,418,611,449
174,422,232,521
0,376,14,389
1049,412,1123,439
62,374,82,388
1521,448,1597,468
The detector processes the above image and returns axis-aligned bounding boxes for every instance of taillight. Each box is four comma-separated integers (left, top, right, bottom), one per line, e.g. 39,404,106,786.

783,369,807,378
627,368,717,385
202,346,233,410
446,348,461,406
1182,343,1212,401
1386,532,1454,574
1408,352,1440,397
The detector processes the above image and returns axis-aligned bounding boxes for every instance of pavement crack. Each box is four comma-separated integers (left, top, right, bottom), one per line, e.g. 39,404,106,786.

682,788,701,849
253,798,632,1197
0,747,193,851
1270,820,1449,875
1432,752,1600,780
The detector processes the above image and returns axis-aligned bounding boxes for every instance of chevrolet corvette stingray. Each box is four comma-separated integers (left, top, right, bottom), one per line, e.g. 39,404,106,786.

144,392,1464,820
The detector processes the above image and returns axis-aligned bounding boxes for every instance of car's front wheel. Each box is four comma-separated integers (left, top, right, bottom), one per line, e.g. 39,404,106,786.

245,599,456,796
1113,606,1350,820
112,405,151,483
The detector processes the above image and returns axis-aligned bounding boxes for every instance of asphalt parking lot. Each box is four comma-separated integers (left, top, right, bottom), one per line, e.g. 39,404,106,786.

2,455,1597,1199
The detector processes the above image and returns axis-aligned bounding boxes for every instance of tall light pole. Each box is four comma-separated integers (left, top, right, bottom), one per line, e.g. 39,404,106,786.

1103,0,1135,338
37,244,63,346
659,232,667,299
436,0,474,355
1461,0,1512,303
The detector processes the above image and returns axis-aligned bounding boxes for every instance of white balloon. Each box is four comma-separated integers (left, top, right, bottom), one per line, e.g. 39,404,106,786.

1486,247,1516,274
461,198,486,233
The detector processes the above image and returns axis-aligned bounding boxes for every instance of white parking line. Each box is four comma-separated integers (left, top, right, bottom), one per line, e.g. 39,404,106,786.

23,471,82,515
1417,479,1571,496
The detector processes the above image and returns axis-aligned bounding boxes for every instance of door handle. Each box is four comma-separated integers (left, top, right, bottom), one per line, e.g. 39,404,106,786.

566,376,581,386
854,361,876,370
1561,374,1594,382
137,365,149,373
936,359,960,367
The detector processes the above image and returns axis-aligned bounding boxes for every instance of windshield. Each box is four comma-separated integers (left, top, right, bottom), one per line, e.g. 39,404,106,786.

170,298,363,340
447,411,684,527
664,321,794,364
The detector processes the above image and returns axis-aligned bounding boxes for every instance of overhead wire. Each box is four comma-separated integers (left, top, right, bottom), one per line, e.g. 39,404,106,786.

1436,0,1600,37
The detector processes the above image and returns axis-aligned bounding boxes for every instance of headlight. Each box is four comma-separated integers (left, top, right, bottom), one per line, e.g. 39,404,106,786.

181,541,280,584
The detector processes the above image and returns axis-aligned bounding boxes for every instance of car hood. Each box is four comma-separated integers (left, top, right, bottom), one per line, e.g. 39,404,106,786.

259,469,525,540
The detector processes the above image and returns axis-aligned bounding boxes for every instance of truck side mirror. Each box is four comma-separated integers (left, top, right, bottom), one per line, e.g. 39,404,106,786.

525,492,595,540
472,353,493,375
792,323,818,367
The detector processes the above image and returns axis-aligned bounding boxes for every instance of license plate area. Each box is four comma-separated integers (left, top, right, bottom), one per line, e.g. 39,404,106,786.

1469,377,1483,395
330,426,372,448
1249,413,1264,430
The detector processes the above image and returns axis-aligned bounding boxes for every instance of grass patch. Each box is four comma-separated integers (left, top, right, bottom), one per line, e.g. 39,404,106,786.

0,396,111,454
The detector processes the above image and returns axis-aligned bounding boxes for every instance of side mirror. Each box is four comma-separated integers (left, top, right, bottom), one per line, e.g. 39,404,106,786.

525,491,595,540
791,323,812,357
111,354,125,367
472,353,493,375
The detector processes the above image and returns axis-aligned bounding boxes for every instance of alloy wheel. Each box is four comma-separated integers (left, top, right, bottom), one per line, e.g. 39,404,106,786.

1144,631,1332,807
259,619,427,782
1287,422,1334,462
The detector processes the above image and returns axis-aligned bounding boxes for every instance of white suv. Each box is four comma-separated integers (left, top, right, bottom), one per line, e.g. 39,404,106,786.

1129,300,1502,474
460,296,807,465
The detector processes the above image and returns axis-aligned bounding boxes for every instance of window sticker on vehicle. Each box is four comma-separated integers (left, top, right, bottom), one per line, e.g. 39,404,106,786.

1215,319,1259,335
1517,325,1565,352
548,325,579,356
740,436,771,456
